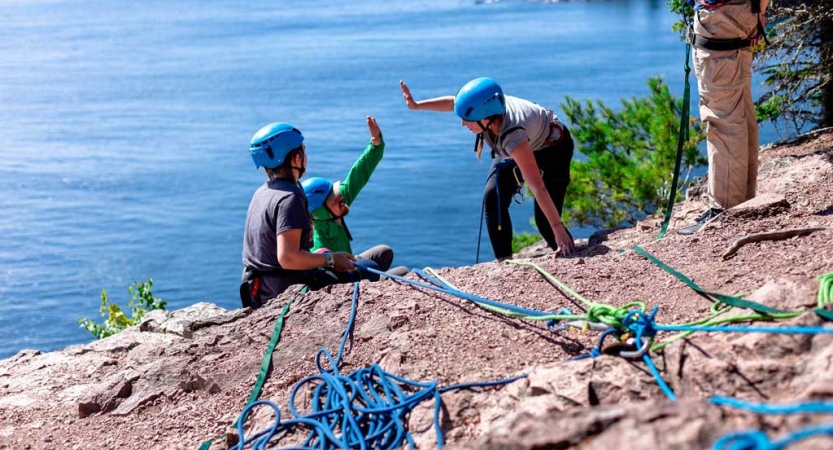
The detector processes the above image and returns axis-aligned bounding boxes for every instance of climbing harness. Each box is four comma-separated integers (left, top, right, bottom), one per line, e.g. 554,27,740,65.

239,267,288,308
475,158,526,263
687,0,770,49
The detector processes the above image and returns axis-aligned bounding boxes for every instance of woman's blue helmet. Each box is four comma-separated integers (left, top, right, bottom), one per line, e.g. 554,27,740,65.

454,77,506,122
301,177,334,213
249,122,304,169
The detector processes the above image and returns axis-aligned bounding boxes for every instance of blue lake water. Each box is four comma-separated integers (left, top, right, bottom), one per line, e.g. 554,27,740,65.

0,0,780,358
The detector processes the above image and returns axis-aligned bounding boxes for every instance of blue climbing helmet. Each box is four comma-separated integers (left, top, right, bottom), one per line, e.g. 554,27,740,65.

301,177,334,213
249,122,304,169
454,77,506,122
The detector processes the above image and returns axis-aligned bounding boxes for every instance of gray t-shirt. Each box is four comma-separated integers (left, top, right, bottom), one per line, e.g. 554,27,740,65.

483,95,564,158
242,178,312,273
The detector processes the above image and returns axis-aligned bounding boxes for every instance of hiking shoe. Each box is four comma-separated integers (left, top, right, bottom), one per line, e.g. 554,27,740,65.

677,208,724,235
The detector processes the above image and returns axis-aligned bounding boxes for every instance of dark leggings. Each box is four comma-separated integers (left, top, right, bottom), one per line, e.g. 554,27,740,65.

483,130,574,260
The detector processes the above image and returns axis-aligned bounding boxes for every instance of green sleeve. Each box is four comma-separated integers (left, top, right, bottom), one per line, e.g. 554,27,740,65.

338,135,385,206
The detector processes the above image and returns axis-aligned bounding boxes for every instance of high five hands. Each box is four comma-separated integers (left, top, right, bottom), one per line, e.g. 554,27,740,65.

367,116,382,146
399,81,418,110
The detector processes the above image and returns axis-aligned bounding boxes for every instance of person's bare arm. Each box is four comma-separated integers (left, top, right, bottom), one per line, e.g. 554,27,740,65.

510,142,575,257
399,81,454,112
277,229,355,271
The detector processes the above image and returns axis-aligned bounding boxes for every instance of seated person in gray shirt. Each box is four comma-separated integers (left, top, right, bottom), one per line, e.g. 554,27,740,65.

240,122,357,309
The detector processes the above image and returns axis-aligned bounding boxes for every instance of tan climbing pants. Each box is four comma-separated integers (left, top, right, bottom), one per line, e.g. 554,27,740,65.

693,2,760,210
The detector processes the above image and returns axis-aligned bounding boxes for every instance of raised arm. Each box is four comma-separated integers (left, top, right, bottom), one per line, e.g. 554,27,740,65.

340,116,385,206
400,81,454,112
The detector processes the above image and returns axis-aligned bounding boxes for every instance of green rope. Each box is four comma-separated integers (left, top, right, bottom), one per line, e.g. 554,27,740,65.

632,246,789,315
817,272,833,320
503,260,645,330
500,258,831,351
818,272,833,309
197,291,297,450
424,265,640,328
426,261,833,354
504,259,594,308
633,251,833,349
658,38,692,239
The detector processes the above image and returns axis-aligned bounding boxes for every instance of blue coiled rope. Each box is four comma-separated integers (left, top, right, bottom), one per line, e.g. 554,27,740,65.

712,424,833,450
710,398,833,450
230,281,526,449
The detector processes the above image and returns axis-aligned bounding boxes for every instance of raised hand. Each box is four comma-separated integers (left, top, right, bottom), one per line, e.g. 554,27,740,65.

366,116,381,145
399,80,418,110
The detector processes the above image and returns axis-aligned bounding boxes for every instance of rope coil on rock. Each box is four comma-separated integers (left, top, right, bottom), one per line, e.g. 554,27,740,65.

230,282,526,450
362,263,833,449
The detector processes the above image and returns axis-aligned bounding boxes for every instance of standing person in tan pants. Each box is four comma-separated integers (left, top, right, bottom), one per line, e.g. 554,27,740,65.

678,0,769,235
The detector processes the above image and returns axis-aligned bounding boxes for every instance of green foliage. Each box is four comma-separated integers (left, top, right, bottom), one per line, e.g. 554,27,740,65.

666,0,694,38
753,1,833,132
78,279,166,339
666,0,833,132
512,232,543,254
559,77,707,229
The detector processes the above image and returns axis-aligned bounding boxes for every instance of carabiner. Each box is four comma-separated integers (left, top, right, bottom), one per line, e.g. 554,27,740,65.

511,166,525,204
513,191,525,205
619,336,651,359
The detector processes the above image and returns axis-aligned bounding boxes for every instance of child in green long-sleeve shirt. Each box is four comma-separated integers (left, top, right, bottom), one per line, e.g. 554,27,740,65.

301,116,408,279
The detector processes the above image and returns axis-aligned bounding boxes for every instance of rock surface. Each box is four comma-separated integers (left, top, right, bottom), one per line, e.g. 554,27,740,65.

1,132,832,449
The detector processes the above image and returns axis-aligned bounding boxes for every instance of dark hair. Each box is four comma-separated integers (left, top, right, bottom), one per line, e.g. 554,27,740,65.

266,145,304,181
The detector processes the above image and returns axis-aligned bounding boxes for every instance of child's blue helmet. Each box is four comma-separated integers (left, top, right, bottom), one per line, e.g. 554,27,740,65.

301,177,334,213
454,77,506,122
249,122,304,169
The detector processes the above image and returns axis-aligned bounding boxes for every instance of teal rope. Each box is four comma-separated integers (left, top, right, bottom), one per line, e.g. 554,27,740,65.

711,397,833,450
656,323,833,334
711,397,833,414
713,425,833,450
642,353,677,401
230,283,526,449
